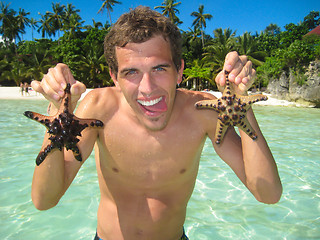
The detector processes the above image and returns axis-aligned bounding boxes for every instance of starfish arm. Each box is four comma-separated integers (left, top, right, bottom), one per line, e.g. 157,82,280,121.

237,94,268,105
61,83,72,111
71,144,82,162
215,119,229,144
236,117,258,140
72,116,104,128
24,111,56,129
195,99,220,112
36,144,56,166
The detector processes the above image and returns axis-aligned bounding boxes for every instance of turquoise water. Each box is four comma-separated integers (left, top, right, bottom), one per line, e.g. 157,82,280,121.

0,99,319,240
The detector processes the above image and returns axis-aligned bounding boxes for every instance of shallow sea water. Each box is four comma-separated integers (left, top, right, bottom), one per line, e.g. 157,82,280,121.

0,99,319,240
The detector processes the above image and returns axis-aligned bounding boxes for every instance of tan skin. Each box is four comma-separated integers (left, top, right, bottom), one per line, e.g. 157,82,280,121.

30,35,282,240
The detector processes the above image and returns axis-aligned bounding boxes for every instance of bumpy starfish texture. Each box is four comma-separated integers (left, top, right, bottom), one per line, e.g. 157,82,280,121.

195,71,267,144
24,83,104,165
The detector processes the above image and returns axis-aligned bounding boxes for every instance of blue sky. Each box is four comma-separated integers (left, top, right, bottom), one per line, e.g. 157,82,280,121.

5,0,320,41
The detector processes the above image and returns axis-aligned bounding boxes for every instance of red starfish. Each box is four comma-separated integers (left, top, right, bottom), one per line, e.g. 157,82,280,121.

195,71,267,144
24,84,104,165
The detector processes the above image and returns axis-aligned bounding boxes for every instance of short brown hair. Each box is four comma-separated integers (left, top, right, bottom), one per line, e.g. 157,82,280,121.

104,6,182,75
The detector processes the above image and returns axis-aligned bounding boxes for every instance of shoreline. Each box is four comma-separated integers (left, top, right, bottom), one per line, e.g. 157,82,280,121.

0,86,91,101
0,86,309,107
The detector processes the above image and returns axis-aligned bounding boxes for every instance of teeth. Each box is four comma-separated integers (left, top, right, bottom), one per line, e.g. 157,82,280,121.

137,97,163,106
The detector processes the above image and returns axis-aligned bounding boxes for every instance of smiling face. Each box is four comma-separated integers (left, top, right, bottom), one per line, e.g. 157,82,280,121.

110,35,184,131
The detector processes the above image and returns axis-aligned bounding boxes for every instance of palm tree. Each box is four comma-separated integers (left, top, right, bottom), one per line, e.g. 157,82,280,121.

46,3,65,38
79,41,111,87
186,27,201,42
182,26,201,52
181,26,203,65
236,32,266,67
191,4,212,47
63,13,84,40
29,18,39,40
202,28,236,78
1,60,28,86
38,13,54,38
92,19,103,29
85,19,103,30
0,2,20,44
264,23,281,35
64,3,80,19
102,21,111,31
154,0,182,25
97,0,122,25
16,8,30,40
26,47,53,80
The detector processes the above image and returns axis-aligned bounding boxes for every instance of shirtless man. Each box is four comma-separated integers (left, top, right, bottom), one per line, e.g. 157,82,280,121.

30,6,282,240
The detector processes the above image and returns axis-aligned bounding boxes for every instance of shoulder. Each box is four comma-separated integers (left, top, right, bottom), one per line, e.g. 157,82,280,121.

175,88,218,109
75,87,120,120
175,89,218,132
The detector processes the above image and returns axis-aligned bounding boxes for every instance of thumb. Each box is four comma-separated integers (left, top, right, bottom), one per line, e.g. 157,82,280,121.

30,80,44,95
215,71,226,92
70,81,86,97
70,81,86,109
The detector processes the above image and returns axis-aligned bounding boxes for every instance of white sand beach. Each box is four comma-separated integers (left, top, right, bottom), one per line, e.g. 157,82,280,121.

0,86,92,101
0,86,305,107
208,91,302,107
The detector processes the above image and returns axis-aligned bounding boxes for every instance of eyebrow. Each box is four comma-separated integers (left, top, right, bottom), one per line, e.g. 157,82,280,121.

119,63,172,75
153,63,171,69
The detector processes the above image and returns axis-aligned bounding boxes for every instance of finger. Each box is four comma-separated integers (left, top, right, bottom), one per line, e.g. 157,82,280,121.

235,60,253,85
45,67,66,97
31,77,61,106
61,64,76,85
40,74,62,102
49,63,75,92
239,55,248,64
242,68,256,88
224,51,238,72
215,70,226,87
224,52,247,82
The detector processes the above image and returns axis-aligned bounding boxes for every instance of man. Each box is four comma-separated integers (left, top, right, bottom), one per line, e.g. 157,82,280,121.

30,6,282,240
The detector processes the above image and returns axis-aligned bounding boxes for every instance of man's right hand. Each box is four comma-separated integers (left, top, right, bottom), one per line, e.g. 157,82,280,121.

31,63,86,113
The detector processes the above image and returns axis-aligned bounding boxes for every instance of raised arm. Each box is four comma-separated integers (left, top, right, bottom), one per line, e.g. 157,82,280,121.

29,64,99,210
212,52,282,204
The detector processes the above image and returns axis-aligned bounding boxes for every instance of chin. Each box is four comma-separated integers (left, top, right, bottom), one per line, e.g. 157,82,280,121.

143,117,169,132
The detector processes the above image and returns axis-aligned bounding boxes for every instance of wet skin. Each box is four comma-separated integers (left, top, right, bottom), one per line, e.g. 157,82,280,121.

31,36,282,240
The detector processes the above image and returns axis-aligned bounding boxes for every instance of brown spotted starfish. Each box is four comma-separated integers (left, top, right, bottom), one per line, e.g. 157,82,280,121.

195,70,267,144
24,83,104,165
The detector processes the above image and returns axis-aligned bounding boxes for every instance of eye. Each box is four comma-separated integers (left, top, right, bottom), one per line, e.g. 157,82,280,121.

155,67,165,72
126,69,138,76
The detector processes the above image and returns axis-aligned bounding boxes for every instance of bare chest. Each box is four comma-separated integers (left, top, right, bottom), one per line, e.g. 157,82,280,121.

97,113,206,186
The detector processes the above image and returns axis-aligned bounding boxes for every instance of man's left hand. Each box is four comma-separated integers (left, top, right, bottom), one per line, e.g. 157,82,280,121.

215,51,256,95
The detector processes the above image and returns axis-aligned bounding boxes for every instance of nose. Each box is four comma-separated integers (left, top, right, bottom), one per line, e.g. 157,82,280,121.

139,72,155,95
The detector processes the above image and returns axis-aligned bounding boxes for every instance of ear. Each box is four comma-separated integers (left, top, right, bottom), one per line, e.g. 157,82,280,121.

109,69,120,88
177,59,184,85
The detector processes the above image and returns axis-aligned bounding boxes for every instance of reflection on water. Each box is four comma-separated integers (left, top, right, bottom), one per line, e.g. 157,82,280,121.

0,100,319,239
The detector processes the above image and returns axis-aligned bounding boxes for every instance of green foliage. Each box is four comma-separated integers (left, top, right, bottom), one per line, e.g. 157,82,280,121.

54,36,83,69
255,32,281,54
236,32,267,67
154,0,182,25
256,54,284,87
279,23,308,48
0,2,319,91
283,40,314,69
291,69,308,86
182,59,212,90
